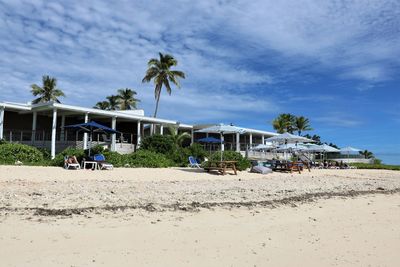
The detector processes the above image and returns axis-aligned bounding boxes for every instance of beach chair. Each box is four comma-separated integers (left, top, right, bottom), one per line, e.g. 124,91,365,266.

92,154,114,170
188,156,201,168
64,155,80,170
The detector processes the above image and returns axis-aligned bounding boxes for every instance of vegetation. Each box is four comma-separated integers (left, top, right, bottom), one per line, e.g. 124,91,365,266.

294,116,312,136
0,143,44,164
207,151,251,171
360,150,374,159
94,88,140,111
167,126,191,148
272,113,313,136
272,113,296,134
351,163,400,171
142,52,186,118
31,75,65,104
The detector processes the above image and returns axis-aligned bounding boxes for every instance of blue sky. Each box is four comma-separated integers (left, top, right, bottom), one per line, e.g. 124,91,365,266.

0,0,399,164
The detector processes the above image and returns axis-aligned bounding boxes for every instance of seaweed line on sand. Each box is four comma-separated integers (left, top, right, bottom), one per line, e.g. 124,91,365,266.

0,188,399,217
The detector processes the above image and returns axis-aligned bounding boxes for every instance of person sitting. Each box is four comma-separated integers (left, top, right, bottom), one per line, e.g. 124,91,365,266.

64,155,80,169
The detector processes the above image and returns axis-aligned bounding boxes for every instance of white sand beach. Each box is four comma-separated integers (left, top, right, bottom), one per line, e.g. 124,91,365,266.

0,166,399,266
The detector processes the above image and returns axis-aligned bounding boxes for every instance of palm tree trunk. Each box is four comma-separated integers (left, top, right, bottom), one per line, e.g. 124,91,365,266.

153,93,160,118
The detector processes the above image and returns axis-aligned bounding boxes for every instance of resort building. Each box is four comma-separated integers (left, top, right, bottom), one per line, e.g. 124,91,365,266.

0,101,276,158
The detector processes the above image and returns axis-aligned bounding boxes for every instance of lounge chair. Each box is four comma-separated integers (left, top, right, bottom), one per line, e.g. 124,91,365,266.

188,156,201,168
64,155,80,170
92,154,114,170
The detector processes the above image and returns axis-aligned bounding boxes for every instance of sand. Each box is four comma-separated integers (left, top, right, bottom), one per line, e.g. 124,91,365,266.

0,166,399,266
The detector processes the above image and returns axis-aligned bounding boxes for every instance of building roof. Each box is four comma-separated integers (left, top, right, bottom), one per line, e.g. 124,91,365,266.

0,101,193,129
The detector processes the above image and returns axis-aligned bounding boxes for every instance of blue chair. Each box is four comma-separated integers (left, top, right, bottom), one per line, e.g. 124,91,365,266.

92,154,113,170
188,156,201,168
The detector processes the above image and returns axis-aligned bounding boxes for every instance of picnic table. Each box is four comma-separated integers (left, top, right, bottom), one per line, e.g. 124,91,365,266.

272,161,303,174
204,160,238,175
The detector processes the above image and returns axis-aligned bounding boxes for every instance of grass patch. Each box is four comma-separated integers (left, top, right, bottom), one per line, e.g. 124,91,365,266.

351,163,400,171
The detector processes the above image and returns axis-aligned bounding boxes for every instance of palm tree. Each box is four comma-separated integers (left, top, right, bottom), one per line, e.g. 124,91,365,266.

31,75,65,104
94,101,110,110
117,88,140,110
142,53,185,117
167,125,191,147
106,95,120,111
272,113,296,133
294,116,312,136
360,150,374,159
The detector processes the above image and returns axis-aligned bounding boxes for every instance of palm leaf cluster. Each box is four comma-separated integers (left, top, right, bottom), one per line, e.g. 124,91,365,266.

142,53,185,117
272,113,312,135
30,75,65,104
94,88,140,111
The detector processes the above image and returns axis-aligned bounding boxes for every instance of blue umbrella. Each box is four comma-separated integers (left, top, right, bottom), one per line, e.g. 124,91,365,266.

64,121,120,156
197,137,222,143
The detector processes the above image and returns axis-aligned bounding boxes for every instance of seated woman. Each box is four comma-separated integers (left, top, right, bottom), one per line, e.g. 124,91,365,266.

64,155,80,169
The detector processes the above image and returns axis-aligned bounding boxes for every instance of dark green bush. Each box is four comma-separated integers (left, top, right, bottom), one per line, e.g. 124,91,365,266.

102,151,130,167
127,150,173,168
208,151,251,171
140,135,176,154
0,143,44,164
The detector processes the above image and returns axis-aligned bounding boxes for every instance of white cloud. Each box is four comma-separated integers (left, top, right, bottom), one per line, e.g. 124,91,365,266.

0,0,399,124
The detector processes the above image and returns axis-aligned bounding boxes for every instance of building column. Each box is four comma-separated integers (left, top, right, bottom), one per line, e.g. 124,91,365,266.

60,115,65,141
137,121,141,148
150,124,154,136
0,107,4,140
236,132,240,152
51,108,57,159
160,124,164,135
191,129,194,144
31,112,37,143
221,134,225,151
262,135,265,144
249,133,253,147
111,117,117,152
83,113,89,149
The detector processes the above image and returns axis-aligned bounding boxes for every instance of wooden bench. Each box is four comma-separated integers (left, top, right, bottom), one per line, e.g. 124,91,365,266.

204,160,237,175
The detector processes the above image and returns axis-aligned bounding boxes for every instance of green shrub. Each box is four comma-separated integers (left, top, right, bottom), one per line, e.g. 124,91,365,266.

127,150,173,168
350,163,400,171
208,151,251,171
102,151,130,167
0,143,44,164
140,135,176,155
52,147,86,166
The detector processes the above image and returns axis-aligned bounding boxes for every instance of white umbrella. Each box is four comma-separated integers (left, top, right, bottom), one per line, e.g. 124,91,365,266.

340,146,361,159
250,143,274,151
196,124,246,161
265,132,315,144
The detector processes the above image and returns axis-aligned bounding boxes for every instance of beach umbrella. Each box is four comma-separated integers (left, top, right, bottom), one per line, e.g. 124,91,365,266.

197,137,222,154
250,143,274,151
340,146,361,158
64,121,120,157
196,124,246,161
265,132,315,144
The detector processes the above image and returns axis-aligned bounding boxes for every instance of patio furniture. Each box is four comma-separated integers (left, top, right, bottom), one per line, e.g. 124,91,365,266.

64,155,80,170
188,156,201,168
81,160,98,170
204,160,237,175
92,154,114,170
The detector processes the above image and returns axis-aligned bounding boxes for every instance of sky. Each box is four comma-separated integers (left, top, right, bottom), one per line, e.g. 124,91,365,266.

0,0,399,164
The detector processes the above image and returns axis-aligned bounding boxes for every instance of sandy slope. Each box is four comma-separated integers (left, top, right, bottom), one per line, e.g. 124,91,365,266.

0,194,399,267
0,166,399,266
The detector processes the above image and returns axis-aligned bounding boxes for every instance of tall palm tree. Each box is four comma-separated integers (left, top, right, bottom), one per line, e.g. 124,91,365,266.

142,53,185,117
31,75,65,104
167,125,191,148
360,150,374,159
106,95,120,111
117,88,140,110
272,113,296,133
294,116,312,136
94,101,110,110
